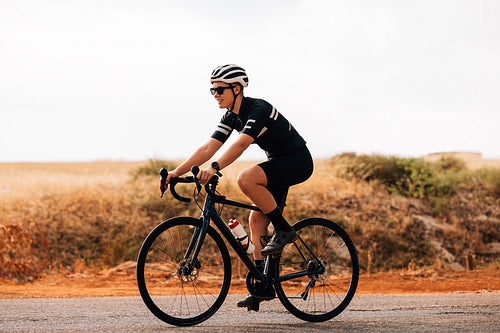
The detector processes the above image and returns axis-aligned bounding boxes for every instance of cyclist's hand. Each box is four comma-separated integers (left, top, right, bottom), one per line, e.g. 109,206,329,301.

160,170,179,191
197,167,217,185
166,170,180,183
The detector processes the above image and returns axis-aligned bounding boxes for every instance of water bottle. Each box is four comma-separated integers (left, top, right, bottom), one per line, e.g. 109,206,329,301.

228,219,255,254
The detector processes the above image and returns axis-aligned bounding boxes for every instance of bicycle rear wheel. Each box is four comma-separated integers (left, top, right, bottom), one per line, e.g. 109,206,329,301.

275,218,359,322
136,217,231,326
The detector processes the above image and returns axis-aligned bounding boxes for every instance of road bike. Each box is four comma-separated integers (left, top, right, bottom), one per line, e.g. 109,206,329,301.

136,166,359,326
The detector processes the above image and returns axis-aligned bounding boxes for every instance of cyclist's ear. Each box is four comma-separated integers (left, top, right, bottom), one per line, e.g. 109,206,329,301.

233,85,242,95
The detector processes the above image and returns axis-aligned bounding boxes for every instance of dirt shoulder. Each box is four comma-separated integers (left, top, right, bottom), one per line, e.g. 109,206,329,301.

1,269,498,299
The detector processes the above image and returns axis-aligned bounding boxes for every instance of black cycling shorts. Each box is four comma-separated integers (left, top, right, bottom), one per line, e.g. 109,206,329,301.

258,145,314,210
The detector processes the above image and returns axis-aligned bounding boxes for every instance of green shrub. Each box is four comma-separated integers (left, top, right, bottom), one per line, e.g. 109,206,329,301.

339,154,403,185
336,154,463,214
473,167,500,197
389,158,437,198
334,153,500,215
338,154,449,198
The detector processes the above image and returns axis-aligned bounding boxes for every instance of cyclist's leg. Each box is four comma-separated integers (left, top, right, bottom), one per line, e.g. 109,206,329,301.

247,186,288,260
248,210,270,261
237,210,275,309
236,173,292,308
238,166,295,254
237,165,277,213
238,146,313,255
238,165,293,229
276,188,289,212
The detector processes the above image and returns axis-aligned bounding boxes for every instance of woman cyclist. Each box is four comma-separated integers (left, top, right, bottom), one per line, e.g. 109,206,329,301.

164,64,314,308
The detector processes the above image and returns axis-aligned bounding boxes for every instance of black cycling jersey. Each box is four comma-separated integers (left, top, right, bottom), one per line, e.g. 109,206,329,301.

211,97,306,158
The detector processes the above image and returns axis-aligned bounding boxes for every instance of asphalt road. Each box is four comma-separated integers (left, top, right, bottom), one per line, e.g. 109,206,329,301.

1,294,499,332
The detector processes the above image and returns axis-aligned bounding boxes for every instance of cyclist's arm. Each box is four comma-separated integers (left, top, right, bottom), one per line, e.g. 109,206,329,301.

196,134,254,185
169,138,223,179
217,134,254,170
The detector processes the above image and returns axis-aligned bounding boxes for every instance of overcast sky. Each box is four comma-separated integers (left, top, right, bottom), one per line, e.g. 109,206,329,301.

1,0,499,163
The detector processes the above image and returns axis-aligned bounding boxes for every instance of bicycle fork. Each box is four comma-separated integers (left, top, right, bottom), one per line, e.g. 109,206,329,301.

179,216,208,276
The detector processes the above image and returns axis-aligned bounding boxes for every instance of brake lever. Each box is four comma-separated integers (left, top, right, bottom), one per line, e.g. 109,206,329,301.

195,181,202,195
159,168,168,198
159,168,193,202
190,166,203,194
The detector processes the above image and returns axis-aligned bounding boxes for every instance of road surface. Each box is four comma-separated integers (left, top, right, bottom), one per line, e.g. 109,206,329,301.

1,294,499,332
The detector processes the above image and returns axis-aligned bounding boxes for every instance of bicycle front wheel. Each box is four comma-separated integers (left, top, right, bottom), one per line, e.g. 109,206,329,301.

136,217,231,326
275,218,359,322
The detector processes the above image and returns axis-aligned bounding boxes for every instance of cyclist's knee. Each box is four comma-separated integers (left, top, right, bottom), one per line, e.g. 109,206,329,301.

237,172,247,192
237,169,255,193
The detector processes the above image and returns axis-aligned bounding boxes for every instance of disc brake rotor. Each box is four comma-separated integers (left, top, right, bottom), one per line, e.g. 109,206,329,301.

177,258,200,284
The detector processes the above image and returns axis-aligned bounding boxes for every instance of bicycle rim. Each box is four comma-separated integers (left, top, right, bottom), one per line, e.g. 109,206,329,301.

136,217,231,326
275,218,359,322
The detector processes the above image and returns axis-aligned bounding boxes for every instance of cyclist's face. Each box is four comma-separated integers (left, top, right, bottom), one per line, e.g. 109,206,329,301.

212,82,235,109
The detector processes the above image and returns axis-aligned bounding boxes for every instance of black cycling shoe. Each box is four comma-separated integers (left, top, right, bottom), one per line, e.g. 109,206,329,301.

237,285,275,311
237,295,261,311
261,229,298,256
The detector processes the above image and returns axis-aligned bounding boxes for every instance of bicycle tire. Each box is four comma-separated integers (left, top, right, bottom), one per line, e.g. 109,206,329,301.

136,217,231,326
275,217,359,322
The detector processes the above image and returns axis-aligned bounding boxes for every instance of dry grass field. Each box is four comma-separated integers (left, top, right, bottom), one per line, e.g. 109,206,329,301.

1,154,499,293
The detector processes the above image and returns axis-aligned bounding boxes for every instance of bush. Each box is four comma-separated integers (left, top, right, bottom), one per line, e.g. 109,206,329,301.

0,224,44,281
473,168,500,197
338,154,452,198
132,159,178,179
345,154,407,186
335,154,466,214
435,156,467,172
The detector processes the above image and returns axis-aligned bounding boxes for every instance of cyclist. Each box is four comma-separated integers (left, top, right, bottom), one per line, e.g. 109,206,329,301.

164,64,314,307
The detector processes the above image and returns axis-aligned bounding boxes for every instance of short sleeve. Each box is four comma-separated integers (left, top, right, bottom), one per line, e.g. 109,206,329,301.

211,111,235,143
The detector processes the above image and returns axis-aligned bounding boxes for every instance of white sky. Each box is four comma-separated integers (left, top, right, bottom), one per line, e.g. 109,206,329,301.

1,0,499,162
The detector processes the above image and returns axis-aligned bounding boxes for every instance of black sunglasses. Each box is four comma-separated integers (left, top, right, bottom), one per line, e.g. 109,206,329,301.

210,86,234,95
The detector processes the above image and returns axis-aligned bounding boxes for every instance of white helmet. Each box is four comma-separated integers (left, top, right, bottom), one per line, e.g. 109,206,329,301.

210,64,249,87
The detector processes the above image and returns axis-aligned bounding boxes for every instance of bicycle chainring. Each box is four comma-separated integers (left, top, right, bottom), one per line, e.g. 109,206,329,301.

245,271,260,295
245,271,274,297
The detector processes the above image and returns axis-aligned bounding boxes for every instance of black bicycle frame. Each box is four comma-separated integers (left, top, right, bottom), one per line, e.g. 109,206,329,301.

182,191,324,286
